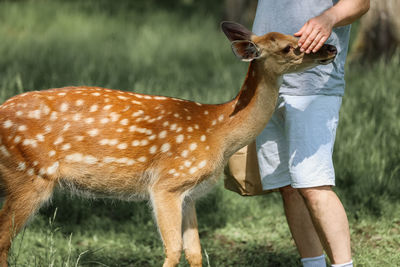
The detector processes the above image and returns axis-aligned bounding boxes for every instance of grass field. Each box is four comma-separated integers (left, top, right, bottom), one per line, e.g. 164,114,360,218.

1,1,399,266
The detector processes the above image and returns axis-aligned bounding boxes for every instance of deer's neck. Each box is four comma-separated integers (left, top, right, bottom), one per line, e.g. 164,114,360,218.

222,61,281,157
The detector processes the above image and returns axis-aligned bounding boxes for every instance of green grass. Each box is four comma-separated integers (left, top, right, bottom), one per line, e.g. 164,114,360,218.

1,0,399,266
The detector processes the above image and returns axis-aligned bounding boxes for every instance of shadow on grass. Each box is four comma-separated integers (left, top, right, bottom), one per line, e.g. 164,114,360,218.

203,233,299,267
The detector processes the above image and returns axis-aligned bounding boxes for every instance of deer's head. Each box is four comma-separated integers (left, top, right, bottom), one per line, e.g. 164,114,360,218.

221,22,337,75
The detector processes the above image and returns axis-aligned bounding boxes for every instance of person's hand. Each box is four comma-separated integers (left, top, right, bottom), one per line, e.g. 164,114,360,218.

294,13,336,53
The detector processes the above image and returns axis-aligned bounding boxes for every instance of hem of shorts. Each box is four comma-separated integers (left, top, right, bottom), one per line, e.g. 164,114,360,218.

262,181,292,191
279,90,344,97
291,180,335,189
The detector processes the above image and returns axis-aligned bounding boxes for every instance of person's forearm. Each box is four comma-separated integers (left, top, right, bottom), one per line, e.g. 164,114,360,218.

324,0,370,28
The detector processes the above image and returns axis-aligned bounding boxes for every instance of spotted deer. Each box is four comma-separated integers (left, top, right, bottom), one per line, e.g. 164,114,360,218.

0,22,337,267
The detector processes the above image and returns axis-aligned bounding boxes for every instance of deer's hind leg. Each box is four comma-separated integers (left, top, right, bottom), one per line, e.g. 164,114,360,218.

0,170,55,267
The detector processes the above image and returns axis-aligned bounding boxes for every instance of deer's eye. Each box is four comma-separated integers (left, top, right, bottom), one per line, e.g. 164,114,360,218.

282,45,292,53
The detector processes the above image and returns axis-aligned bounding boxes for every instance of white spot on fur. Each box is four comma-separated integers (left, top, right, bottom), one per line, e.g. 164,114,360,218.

60,103,69,112
117,143,128,149
140,139,149,146
28,110,41,119
161,143,170,152
50,111,58,121
90,105,98,112
49,150,56,157
101,118,110,124
73,113,82,121
42,105,50,115
110,112,120,122
131,100,142,105
132,110,144,117
36,134,45,142
99,139,109,145
76,99,84,106
3,120,13,128
181,150,189,157
103,156,116,163
18,125,27,131
189,167,198,174
120,118,129,125
149,145,157,154
16,111,23,116
138,156,147,162
109,139,118,145
103,105,113,110
54,137,64,145
187,127,193,132
198,160,207,169
88,129,99,137
14,136,21,143
117,95,129,100
184,160,192,167
63,123,71,131
47,161,59,175
176,134,184,143
200,135,206,142
84,155,98,164
27,168,34,176
74,136,84,141
17,162,26,171
189,143,197,151
61,143,71,150
131,140,140,146
159,130,167,139
85,118,94,124
23,139,37,147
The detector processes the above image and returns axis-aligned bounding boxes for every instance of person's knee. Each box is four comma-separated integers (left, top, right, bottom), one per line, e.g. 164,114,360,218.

298,185,333,204
279,185,301,201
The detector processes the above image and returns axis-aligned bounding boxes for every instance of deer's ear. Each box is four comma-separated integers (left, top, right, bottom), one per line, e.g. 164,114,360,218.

231,40,261,62
221,21,253,42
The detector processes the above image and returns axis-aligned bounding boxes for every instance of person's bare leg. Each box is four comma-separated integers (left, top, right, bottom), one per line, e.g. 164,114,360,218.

298,186,351,264
280,185,324,258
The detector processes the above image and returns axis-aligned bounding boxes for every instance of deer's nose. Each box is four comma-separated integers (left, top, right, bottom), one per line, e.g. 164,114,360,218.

326,45,337,55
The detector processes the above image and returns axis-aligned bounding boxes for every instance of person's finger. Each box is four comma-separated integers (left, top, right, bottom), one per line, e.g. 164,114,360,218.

307,32,323,53
297,24,312,51
312,36,329,53
302,29,320,53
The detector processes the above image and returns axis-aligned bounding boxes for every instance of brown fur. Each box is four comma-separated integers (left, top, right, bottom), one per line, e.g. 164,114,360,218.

0,22,337,267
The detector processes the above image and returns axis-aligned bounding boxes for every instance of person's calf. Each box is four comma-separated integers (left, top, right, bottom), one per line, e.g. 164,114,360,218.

297,186,352,264
279,185,324,258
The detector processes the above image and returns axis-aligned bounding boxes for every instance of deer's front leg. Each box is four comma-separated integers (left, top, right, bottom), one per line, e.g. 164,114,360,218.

151,188,184,267
182,197,202,267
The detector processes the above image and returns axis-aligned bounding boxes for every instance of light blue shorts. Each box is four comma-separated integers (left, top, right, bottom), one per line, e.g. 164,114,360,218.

256,94,342,190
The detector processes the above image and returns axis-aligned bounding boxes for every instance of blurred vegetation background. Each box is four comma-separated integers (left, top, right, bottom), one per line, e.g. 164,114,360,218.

0,0,399,266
